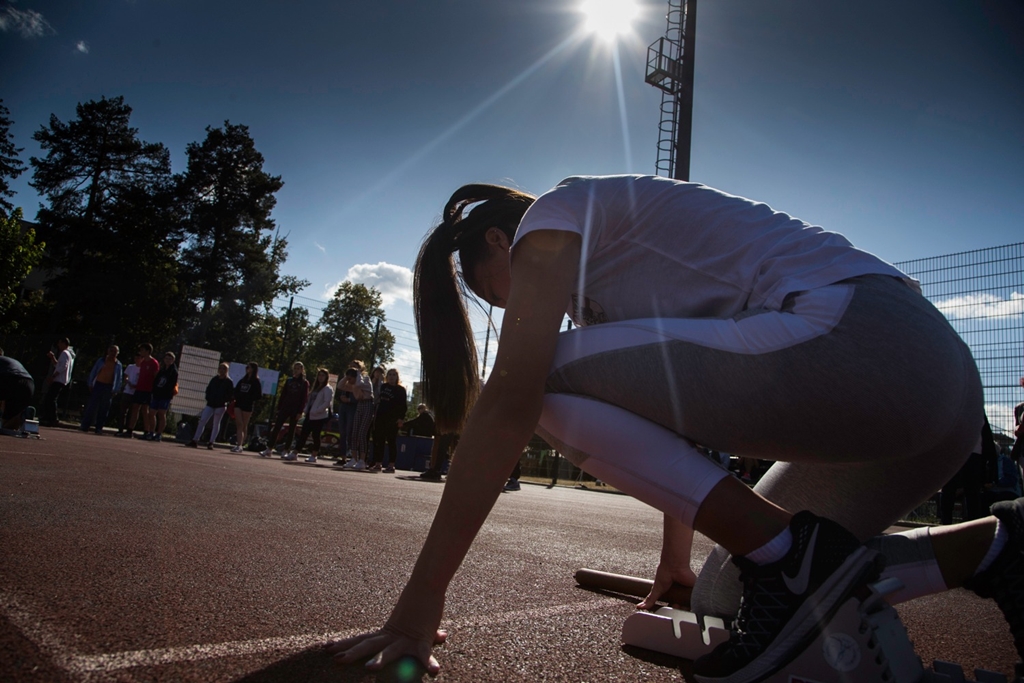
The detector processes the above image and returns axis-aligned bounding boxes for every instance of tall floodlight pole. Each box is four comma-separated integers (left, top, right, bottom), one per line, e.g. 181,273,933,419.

645,0,697,181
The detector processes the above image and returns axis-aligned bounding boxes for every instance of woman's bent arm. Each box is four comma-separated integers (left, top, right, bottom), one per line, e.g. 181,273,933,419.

329,230,581,671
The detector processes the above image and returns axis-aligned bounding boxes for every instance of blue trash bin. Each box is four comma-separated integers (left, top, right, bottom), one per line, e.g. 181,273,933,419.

396,436,433,471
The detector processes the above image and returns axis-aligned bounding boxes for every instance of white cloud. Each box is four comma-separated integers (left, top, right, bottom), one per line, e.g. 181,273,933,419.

934,291,1024,320
0,5,55,38
74,40,88,53
325,261,413,307
313,241,326,254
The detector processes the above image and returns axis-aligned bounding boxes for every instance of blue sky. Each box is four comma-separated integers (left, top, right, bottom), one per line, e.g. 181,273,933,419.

3,0,1023,384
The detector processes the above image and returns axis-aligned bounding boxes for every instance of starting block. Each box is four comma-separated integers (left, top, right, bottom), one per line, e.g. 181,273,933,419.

623,576,925,681
576,568,1016,683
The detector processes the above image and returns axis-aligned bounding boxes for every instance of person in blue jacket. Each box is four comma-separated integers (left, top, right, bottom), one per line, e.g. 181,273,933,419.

80,345,123,434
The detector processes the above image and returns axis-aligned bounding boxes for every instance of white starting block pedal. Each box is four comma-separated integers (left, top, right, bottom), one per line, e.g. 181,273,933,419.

577,567,1014,683
624,577,929,682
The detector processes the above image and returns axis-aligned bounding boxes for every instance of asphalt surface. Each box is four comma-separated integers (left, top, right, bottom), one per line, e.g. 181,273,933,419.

0,429,1019,682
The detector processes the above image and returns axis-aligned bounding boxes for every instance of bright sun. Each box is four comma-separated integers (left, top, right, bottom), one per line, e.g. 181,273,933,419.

580,0,641,42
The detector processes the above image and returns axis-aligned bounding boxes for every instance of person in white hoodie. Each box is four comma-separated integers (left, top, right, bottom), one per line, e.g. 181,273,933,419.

284,368,334,463
42,337,75,426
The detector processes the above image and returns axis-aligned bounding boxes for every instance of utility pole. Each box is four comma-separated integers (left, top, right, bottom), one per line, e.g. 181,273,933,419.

645,0,697,180
367,318,382,370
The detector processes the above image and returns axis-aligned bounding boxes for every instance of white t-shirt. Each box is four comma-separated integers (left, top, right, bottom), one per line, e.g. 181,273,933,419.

512,175,912,326
53,349,74,386
123,364,140,395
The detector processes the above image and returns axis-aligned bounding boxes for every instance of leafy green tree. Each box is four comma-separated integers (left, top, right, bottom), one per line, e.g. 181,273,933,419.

0,100,26,214
306,282,395,373
246,305,314,370
28,96,182,340
178,121,306,354
0,208,45,331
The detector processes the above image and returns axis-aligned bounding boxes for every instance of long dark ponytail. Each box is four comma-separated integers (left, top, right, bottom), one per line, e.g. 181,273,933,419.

414,183,535,433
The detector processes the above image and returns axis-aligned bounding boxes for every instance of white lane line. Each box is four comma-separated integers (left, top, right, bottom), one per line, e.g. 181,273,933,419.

0,589,81,673
67,630,363,673
2,587,622,675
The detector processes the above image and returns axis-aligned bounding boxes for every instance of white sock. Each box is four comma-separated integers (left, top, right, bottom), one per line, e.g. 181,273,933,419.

974,520,1008,576
746,527,794,565
869,526,947,604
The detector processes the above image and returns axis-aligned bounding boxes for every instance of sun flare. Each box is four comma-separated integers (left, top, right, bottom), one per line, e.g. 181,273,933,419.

579,0,641,42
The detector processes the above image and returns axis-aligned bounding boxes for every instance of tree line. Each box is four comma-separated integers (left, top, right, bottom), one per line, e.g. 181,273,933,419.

0,96,395,376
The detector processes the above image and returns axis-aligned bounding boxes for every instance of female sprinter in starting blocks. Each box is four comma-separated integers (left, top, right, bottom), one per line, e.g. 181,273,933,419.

326,175,1023,682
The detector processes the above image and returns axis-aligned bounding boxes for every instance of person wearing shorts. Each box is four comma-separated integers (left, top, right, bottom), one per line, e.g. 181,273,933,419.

147,351,178,442
231,362,261,453
116,356,140,436
126,343,159,439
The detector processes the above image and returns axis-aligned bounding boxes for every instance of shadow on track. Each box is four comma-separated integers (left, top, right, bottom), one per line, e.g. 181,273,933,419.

235,648,431,683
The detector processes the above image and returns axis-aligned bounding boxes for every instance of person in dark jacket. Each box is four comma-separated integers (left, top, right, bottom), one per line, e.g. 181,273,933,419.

231,362,261,453
187,363,234,450
261,362,309,457
369,368,407,473
400,404,436,438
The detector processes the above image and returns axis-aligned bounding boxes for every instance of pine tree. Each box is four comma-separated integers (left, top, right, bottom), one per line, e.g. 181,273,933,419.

178,121,306,354
0,100,26,214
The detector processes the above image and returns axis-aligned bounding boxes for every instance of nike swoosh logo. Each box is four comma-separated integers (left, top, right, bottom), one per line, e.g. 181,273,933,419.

782,523,819,595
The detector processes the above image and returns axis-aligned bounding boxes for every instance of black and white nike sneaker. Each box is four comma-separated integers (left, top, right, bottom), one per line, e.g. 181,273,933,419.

692,511,884,683
964,495,1024,676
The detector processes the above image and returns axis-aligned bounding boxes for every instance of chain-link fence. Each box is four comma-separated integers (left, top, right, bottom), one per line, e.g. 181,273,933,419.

894,242,1024,440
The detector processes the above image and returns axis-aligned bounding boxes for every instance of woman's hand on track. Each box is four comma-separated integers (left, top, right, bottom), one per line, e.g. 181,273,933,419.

637,562,697,611
325,626,448,674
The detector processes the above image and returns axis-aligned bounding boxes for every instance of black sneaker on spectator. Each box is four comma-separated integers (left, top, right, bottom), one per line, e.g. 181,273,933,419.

964,496,1024,668
419,468,442,481
692,511,883,683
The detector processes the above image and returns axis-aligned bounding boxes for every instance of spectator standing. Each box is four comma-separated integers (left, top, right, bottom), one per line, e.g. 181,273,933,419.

79,345,122,434
370,368,407,473
231,362,261,453
188,363,234,449
125,343,160,439
261,362,309,457
366,365,386,461
335,362,361,460
115,355,141,436
147,351,178,442
42,338,74,426
284,367,334,463
339,360,374,471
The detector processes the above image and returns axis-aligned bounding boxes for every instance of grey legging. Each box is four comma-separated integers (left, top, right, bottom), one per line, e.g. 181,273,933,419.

533,274,983,617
